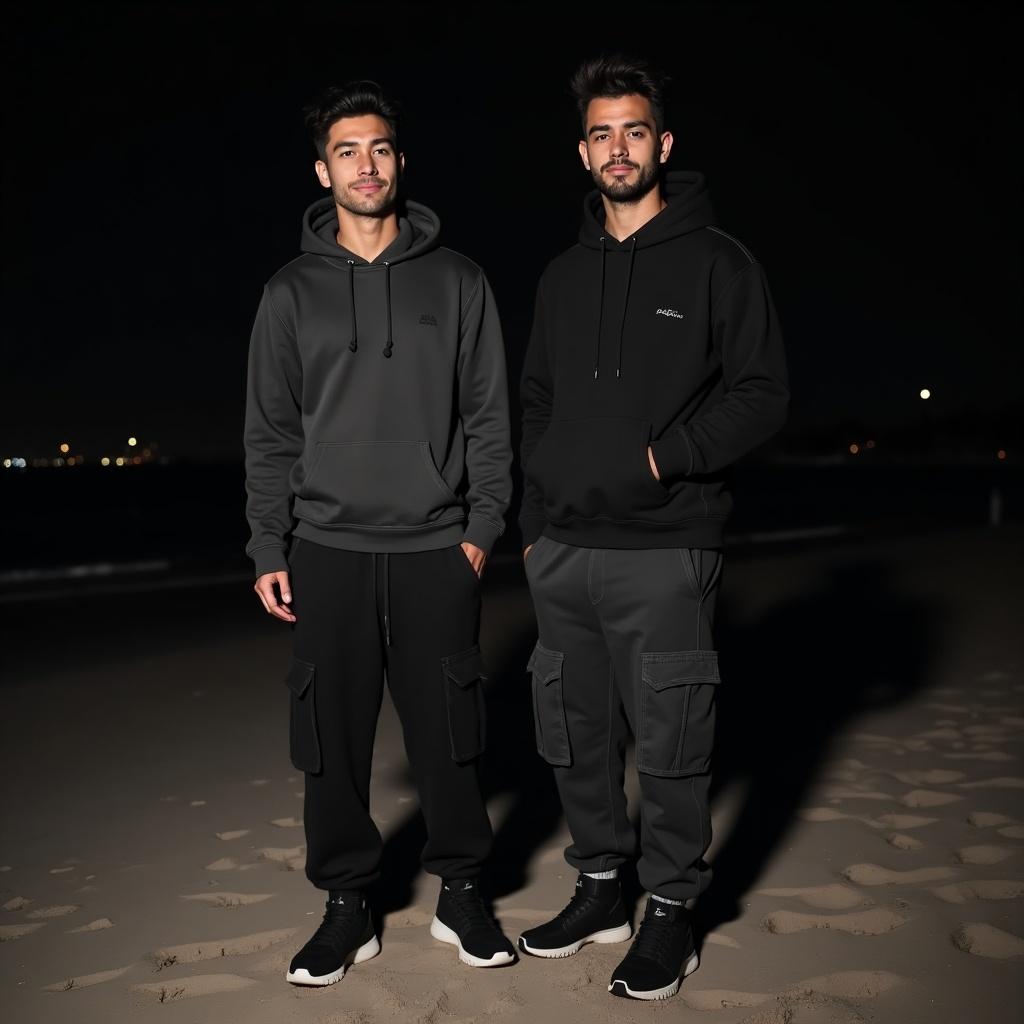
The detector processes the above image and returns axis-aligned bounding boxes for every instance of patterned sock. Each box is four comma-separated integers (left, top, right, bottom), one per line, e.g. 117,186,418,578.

583,869,618,880
650,893,684,906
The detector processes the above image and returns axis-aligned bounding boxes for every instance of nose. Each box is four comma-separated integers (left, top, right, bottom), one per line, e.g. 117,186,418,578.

357,154,379,177
610,132,628,158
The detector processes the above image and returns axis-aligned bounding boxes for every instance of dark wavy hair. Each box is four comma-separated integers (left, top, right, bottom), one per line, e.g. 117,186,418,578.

304,81,401,161
570,55,669,137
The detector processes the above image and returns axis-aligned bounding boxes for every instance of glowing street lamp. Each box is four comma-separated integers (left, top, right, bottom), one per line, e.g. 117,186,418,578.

919,388,931,400
128,436,138,447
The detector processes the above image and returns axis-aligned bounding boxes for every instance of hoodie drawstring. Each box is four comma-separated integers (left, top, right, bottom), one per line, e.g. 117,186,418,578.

616,236,638,380
346,260,357,352
372,552,392,646
593,236,607,379
593,235,636,380
382,262,394,358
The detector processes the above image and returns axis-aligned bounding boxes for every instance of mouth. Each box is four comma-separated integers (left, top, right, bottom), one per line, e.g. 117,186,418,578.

352,182,386,193
604,163,637,178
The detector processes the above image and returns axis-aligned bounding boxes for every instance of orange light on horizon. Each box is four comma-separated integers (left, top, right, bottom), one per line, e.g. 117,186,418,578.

59,442,70,454
849,443,860,455
997,449,1007,461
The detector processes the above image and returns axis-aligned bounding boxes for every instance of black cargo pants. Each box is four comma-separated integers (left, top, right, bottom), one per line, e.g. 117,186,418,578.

525,536,722,903
286,537,493,892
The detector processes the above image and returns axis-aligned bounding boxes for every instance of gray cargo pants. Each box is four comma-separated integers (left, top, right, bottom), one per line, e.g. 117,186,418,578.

525,536,722,902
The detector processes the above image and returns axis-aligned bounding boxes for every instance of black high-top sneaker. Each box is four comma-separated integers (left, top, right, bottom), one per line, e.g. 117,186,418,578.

608,897,698,1000
286,891,379,986
430,878,516,967
518,873,632,958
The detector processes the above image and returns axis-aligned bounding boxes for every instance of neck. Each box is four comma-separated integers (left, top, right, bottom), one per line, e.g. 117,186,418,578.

335,205,401,262
601,188,666,242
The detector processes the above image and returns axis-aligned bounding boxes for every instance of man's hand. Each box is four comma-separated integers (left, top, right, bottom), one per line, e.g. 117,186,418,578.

647,445,661,481
523,544,533,560
461,541,487,578
254,571,297,622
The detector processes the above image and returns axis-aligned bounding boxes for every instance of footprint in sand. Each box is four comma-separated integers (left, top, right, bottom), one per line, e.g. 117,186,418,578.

215,830,250,841
704,932,742,949
257,846,304,870
181,892,274,908
955,845,1014,865
944,751,1015,763
762,908,905,935
959,777,1024,791
952,923,1024,960
821,787,893,802
43,965,132,992
26,905,79,919
49,867,76,875
269,817,302,828
757,884,866,910
887,833,923,850
901,789,963,807
843,863,957,885
998,825,1024,839
0,923,45,941
190,800,207,807
134,974,257,1001
683,989,771,1010
875,813,938,829
3,896,31,911
932,880,1024,903
250,779,270,787
205,857,240,871
784,970,904,999
67,918,114,933
889,769,966,786
385,906,436,929
967,811,1017,827
152,927,297,966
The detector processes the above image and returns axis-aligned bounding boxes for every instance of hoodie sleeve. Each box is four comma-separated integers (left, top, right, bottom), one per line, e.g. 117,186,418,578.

457,271,512,554
243,286,304,578
518,279,553,549
650,262,788,478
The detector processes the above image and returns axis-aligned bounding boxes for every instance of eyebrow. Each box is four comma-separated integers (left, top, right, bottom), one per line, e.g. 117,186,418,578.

588,120,651,136
332,137,396,151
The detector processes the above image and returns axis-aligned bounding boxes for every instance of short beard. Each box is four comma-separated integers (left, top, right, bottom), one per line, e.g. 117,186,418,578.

332,179,396,218
592,159,660,205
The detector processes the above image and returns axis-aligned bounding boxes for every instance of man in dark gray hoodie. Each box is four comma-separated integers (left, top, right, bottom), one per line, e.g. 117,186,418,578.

244,81,515,985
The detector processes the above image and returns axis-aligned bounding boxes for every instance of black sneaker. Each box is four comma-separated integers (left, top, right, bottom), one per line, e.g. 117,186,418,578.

286,891,379,986
608,897,698,1000
518,874,632,958
430,878,516,967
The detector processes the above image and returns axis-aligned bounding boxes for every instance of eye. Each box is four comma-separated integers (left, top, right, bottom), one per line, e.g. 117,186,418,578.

374,147,392,156
339,150,355,158
594,133,609,142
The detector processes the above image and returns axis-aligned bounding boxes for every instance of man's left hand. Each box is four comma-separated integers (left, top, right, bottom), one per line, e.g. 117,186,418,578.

647,445,661,481
461,541,487,577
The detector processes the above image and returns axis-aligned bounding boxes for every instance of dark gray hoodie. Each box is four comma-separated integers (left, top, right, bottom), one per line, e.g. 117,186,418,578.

244,197,511,577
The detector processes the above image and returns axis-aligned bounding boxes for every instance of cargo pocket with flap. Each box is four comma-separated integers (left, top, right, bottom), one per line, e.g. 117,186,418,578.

441,646,486,763
637,651,719,777
527,642,571,767
286,656,321,774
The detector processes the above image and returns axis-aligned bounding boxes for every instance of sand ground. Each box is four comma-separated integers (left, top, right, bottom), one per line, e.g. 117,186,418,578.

1,527,1022,1023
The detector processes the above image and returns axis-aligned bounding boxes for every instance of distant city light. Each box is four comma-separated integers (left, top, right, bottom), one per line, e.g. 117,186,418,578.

128,437,138,447
59,442,70,454
849,443,860,455
919,388,931,400
997,449,1007,461
115,457,125,466
101,457,111,466
865,439,876,449
2,459,10,469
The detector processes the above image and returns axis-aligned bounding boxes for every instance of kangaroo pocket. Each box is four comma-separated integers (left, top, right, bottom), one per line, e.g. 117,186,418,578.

527,417,668,524
296,441,460,530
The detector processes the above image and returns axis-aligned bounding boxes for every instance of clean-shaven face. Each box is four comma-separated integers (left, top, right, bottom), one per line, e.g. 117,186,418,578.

315,114,404,216
578,94,672,203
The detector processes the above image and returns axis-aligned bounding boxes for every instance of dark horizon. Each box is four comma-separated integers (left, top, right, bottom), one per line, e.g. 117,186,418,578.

3,2,1021,460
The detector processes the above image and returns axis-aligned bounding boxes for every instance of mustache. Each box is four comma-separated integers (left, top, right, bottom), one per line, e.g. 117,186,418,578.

600,160,639,172
350,178,390,188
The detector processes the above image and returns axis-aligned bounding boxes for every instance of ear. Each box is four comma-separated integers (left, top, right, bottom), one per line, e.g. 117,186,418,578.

314,159,331,189
399,152,406,176
578,139,591,171
658,131,674,165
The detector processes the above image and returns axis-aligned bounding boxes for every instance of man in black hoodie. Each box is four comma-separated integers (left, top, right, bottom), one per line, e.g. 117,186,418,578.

244,82,515,985
517,58,788,1001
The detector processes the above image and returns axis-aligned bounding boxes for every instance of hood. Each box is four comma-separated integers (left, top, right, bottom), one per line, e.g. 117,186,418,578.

579,170,715,250
300,196,441,265
296,196,441,358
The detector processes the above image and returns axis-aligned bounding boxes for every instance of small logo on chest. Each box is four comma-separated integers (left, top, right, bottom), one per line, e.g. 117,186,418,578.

419,313,438,326
656,308,685,319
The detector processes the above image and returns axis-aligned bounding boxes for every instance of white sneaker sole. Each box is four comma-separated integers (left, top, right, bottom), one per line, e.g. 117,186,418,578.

430,916,515,967
518,922,633,959
608,950,699,1000
285,934,380,986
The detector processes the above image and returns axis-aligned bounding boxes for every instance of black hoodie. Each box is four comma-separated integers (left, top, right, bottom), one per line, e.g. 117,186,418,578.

244,197,511,577
519,171,788,550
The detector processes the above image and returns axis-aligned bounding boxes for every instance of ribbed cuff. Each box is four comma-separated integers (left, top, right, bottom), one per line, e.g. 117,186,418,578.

462,514,504,555
519,514,548,550
650,427,695,481
250,545,289,579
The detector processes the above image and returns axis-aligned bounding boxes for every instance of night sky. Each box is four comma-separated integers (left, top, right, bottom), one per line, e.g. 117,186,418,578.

3,2,1020,460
